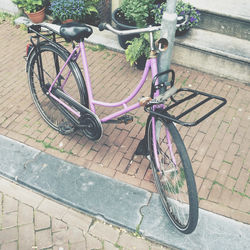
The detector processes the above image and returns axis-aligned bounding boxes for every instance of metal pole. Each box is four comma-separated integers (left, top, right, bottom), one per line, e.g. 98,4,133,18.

158,0,177,88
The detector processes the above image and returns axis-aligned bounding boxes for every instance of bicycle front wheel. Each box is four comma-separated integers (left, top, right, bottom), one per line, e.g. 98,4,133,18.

27,43,88,134
147,117,198,234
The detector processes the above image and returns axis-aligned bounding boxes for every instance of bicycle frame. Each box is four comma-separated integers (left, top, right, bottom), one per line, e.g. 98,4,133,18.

48,40,160,123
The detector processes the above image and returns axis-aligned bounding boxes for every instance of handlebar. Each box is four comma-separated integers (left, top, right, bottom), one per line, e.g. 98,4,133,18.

98,14,189,36
98,23,161,36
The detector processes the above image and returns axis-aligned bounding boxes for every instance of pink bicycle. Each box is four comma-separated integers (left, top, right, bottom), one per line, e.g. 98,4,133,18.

25,21,226,234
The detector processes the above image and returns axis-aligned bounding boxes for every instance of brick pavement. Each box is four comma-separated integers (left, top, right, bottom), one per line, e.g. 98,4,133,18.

0,177,171,250
0,20,249,226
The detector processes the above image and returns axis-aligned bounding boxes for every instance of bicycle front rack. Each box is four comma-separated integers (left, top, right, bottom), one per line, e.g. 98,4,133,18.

146,88,227,127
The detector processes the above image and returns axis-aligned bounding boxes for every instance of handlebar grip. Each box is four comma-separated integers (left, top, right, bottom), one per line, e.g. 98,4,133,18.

98,23,107,31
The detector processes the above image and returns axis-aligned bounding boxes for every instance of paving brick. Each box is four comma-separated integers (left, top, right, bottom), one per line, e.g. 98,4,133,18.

0,241,18,250
144,168,154,182
18,223,35,249
124,138,140,160
18,202,33,225
196,156,213,178
210,150,225,171
224,177,236,191
230,210,250,224
116,158,130,173
38,199,68,220
136,158,150,180
114,172,141,187
68,226,85,244
238,197,250,214
101,145,119,166
216,162,231,185
53,230,69,246
89,221,120,244
220,188,233,207
224,143,240,164
70,241,86,250
93,145,109,163
90,162,116,177
35,211,51,231
229,192,242,210
52,218,68,233
245,183,250,197
198,179,213,199
193,140,209,162
85,233,102,249
207,139,221,158
2,211,17,229
62,209,92,233
36,229,53,249
108,151,124,170
190,131,206,151
118,231,151,250
0,227,18,244
3,195,18,214
140,180,156,193
229,156,243,179
127,161,139,176
208,183,223,203
234,168,249,194
0,179,43,209
206,168,218,181
199,200,231,219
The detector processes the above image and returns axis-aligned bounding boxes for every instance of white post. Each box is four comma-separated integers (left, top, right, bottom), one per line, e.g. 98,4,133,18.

158,0,177,86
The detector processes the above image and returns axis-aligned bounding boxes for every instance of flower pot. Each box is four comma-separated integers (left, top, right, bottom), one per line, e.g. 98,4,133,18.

175,28,190,37
135,55,147,70
112,8,139,49
62,19,74,24
26,7,45,23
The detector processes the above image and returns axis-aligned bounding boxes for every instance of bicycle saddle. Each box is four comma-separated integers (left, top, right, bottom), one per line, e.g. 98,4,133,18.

60,22,93,42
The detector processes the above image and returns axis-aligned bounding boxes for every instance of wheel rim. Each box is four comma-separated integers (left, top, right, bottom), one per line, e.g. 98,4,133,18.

149,118,193,231
29,46,83,132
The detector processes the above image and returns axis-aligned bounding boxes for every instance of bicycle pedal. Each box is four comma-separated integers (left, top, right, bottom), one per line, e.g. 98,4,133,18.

118,115,133,124
58,121,75,135
106,115,133,124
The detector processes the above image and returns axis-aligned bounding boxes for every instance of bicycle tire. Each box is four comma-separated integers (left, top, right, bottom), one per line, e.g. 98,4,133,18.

27,43,88,134
147,117,198,234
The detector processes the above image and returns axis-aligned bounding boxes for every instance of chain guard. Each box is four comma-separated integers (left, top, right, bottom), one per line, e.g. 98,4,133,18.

79,113,103,141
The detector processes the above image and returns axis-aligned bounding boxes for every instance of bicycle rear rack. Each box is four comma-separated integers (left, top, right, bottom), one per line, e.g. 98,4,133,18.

146,88,227,127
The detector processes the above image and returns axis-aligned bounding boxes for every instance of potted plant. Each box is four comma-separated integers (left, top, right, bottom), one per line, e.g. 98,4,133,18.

50,0,99,24
153,0,201,36
123,0,200,68
12,0,46,23
112,0,156,49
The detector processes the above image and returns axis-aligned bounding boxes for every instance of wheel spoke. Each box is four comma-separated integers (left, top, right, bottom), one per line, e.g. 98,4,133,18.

148,118,198,234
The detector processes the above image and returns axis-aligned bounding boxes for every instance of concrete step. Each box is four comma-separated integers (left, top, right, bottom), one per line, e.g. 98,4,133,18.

186,0,250,40
173,28,250,84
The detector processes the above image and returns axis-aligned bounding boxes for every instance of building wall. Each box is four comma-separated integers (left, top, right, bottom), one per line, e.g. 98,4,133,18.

112,0,122,12
0,0,19,14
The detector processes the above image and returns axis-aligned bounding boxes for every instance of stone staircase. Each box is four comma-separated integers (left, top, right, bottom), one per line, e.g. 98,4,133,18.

173,0,250,84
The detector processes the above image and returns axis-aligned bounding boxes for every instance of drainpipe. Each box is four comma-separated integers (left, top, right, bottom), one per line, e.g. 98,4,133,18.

158,0,177,89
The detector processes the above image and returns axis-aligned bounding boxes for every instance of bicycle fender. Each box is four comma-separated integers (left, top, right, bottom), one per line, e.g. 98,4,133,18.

25,41,70,73
25,40,48,73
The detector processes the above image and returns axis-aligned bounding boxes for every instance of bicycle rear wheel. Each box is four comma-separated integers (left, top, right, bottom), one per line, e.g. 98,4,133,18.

27,43,88,134
147,117,198,234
